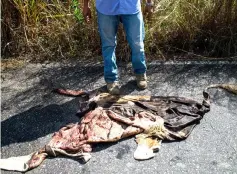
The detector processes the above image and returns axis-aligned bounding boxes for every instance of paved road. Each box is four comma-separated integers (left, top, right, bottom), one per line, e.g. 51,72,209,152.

1,59,237,174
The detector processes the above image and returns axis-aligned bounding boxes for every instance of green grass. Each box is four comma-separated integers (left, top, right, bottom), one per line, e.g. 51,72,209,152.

1,0,237,61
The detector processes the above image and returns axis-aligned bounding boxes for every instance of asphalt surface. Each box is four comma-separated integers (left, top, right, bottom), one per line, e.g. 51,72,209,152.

1,59,237,174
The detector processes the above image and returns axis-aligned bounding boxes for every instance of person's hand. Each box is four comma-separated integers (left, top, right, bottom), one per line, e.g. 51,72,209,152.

83,5,92,23
144,3,154,21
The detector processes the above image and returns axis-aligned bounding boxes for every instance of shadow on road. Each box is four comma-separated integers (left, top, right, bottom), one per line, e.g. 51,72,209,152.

1,98,81,147
1,62,237,148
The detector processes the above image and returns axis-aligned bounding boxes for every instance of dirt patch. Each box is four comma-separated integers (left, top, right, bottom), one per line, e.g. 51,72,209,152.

1,57,28,71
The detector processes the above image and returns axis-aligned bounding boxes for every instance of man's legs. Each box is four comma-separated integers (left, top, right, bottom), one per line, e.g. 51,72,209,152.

121,11,147,75
97,10,120,83
121,11,147,89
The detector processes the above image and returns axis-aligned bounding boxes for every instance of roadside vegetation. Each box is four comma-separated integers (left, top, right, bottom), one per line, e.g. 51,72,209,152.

1,0,237,62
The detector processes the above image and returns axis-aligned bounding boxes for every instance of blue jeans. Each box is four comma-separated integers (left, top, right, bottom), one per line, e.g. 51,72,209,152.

97,10,147,83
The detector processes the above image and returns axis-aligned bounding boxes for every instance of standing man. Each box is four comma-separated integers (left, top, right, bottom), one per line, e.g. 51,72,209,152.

83,0,153,95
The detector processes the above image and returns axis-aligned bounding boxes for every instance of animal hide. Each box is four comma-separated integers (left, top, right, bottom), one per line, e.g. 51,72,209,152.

205,84,237,95
0,89,211,172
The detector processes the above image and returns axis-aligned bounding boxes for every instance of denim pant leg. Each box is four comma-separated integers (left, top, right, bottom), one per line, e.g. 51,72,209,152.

121,11,147,75
97,11,120,83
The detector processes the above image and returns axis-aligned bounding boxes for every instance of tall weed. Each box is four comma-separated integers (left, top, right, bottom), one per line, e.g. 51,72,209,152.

1,0,237,60
145,0,237,57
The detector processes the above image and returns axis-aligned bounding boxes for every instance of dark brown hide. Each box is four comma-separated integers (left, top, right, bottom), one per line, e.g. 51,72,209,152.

26,90,210,170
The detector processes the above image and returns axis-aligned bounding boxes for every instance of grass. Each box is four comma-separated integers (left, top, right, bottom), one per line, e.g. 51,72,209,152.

1,0,237,61
1,57,26,71
144,0,237,58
